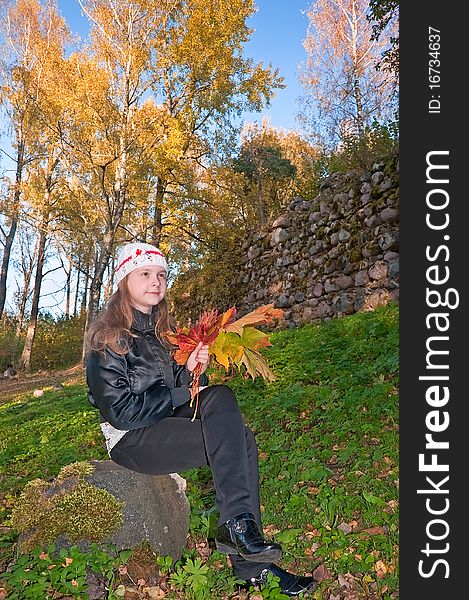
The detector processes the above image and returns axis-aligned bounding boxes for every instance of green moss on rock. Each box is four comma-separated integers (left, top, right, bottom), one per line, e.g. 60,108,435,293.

11,461,123,553
349,247,362,264
56,461,93,481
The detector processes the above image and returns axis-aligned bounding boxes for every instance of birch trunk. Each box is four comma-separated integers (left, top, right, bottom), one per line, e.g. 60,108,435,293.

18,225,47,371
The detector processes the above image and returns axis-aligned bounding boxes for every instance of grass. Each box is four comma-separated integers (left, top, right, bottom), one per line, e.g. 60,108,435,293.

0,303,399,599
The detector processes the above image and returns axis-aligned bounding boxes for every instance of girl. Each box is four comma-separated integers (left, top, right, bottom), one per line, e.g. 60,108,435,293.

85,241,317,597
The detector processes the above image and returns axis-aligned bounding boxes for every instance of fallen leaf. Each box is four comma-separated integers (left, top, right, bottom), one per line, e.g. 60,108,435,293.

338,573,351,588
359,526,388,537
376,570,386,580
61,557,73,567
144,586,166,599
374,560,388,577
86,574,107,600
338,522,352,534
196,540,211,560
39,552,49,560
313,563,332,581
118,565,128,574
263,524,280,536
304,543,320,556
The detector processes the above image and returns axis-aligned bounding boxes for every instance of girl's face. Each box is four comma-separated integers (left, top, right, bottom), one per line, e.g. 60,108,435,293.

126,265,167,314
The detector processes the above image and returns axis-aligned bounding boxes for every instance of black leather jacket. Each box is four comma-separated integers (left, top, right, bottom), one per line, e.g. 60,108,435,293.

86,309,208,430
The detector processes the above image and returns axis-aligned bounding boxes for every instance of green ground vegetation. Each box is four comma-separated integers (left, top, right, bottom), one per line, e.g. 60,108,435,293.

0,303,399,599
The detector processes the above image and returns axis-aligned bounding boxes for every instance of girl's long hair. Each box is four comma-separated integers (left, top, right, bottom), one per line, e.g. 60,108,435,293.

84,277,175,356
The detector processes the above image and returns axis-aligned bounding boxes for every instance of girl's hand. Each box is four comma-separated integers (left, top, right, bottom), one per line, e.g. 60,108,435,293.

187,342,210,374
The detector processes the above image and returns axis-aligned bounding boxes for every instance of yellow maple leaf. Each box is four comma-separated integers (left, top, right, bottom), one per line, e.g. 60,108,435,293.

241,348,276,382
225,304,283,335
210,331,244,369
239,326,272,351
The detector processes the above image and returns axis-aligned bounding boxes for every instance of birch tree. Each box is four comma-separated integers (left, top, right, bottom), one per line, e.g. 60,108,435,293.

300,0,397,147
18,151,62,370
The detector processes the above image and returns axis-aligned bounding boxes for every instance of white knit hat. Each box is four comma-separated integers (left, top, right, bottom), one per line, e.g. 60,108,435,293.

114,242,168,286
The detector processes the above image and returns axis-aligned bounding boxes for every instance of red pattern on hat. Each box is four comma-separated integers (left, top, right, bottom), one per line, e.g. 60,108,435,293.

116,248,165,272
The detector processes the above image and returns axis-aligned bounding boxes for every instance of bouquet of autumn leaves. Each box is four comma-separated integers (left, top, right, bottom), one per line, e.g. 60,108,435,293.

163,304,284,420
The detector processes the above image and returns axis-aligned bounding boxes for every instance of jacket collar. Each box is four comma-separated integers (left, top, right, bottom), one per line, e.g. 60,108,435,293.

131,308,157,333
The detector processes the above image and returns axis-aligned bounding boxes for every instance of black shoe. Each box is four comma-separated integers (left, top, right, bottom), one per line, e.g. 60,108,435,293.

215,512,282,563
246,564,317,597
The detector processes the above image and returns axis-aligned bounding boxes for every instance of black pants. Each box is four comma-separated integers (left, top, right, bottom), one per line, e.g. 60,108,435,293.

110,384,269,579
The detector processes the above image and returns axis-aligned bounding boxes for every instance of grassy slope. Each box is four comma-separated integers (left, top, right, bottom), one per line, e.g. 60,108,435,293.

0,303,399,599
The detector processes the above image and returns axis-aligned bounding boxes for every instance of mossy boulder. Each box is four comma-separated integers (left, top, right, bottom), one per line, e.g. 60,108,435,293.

12,461,123,553
12,460,190,559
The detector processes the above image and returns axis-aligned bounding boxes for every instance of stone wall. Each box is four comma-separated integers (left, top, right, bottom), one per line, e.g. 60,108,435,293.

233,154,399,328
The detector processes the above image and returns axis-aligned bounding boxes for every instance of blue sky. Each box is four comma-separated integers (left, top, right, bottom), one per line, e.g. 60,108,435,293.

56,0,311,132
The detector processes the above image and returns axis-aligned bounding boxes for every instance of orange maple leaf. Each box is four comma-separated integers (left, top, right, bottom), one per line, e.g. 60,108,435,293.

225,304,284,335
